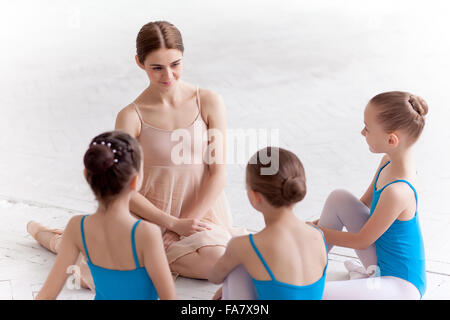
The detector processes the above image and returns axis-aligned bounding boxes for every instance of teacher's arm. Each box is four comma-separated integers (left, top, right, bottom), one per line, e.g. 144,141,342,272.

115,105,210,235
179,90,228,220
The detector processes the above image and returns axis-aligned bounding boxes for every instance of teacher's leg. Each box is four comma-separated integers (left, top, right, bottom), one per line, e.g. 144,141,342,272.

27,221,94,291
170,246,226,279
318,189,377,270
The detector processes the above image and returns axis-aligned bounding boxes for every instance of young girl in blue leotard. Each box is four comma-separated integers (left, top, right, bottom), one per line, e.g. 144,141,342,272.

35,131,176,300
311,91,428,299
208,147,328,300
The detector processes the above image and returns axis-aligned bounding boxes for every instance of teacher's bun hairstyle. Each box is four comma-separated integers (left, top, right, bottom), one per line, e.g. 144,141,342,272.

84,131,142,202
136,21,184,64
246,147,306,208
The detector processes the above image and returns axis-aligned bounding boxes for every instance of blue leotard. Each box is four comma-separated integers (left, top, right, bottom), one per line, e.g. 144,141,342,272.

80,215,158,300
248,225,328,300
370,161,426,298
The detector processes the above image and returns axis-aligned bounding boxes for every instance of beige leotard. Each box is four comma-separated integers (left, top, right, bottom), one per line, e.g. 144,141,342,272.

133,87,244,263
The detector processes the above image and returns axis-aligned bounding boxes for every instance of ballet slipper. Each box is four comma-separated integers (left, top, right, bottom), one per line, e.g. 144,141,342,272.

348,270,370,280
171,272,180,281
26,221,64,253
344,259,368,274
27,221,63,238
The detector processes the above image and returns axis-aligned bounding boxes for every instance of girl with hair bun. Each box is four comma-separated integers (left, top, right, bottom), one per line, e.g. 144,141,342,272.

312,91,428,300
34,131,176,300
208,147,328,300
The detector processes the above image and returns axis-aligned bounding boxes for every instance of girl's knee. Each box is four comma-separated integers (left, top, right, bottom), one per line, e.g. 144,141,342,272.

326,189,361,209
328,189,353,202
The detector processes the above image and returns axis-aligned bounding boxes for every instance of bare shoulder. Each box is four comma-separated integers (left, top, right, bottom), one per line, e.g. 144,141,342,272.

115,103,141,137
226,234,251,256
382,181,414,201
199,88,224,105
63,215,86,247
136,220,163,243
65,215,85,232
198,88,226,123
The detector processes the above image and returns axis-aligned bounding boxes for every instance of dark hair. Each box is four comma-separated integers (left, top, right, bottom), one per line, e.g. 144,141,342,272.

369,91,429,142
246,147,306,207
84,131,141,202
136,21,184,64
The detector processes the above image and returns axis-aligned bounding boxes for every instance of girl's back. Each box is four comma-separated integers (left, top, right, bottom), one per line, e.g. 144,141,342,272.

210,147,328,300
80,214,146,270
244,218,327,287
80,214,159,300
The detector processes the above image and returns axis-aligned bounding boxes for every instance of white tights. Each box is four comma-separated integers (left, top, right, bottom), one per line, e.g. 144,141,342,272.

222,265,257,300
222,189,421,300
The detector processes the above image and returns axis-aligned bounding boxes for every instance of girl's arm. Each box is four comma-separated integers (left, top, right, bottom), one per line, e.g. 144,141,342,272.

318,183,410,250
208,237,243,284
35,216,82,300
180,91,227,220
140,222,177,300
116,106,210,236
360,154,390,207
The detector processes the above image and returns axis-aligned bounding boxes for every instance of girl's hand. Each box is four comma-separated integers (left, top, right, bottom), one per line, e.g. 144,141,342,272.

212,286,222,300
171,218,212,237
162,231,180,250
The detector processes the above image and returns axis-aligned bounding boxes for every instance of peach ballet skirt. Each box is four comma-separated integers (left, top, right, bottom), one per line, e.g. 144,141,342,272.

132,87,246,264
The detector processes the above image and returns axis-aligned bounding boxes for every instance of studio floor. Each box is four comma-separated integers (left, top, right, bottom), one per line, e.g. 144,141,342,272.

1,0,449,299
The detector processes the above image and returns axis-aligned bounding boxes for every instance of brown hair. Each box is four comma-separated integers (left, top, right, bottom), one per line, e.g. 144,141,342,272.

369,91,429,142
84,131,141,202
136,21,184,64
246,147,306,208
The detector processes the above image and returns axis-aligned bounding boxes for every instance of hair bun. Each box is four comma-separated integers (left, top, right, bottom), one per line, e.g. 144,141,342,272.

281,176,306,203
84,145,115,174
409,95,428,117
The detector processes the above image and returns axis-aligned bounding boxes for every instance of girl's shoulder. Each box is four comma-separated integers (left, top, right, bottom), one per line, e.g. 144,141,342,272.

66,214,86,231
134,220,163,244
61,215,88,248
226,233,256,256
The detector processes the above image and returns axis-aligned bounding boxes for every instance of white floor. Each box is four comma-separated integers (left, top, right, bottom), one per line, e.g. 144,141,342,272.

1,0,449,300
